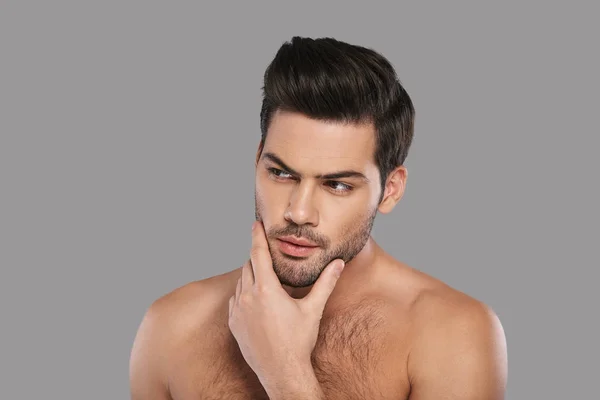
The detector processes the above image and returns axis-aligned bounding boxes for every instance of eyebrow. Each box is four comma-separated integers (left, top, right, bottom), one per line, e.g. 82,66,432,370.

261,152,370,182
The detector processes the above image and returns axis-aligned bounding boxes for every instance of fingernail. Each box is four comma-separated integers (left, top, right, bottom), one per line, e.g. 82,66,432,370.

252,221,257,231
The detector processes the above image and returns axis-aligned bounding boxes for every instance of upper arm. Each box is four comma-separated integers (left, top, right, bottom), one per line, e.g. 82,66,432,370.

408,299,508,400
129,300,173,400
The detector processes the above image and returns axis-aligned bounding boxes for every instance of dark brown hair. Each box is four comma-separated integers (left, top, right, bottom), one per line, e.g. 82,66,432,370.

259,36,415,203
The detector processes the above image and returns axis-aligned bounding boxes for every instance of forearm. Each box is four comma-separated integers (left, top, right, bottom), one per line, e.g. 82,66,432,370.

261,363,326,400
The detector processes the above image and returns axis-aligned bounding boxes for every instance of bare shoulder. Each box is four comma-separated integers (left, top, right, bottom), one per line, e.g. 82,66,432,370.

408,272,507,373
402,265,503,330
129,270,239,399
153,270,237,326
385,262,508,399
373,256,503,331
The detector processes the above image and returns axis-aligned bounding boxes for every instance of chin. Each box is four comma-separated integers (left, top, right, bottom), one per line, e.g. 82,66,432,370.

278,276,318,288
272,261,323,288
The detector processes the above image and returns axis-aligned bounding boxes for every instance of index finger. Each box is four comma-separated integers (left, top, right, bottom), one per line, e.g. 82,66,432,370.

249,220,280,287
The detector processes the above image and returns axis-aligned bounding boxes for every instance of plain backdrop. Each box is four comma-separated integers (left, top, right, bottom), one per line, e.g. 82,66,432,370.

1,2,598,399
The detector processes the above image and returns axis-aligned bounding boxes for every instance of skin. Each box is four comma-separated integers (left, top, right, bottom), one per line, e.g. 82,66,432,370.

254,110,381,293
129,110,508,399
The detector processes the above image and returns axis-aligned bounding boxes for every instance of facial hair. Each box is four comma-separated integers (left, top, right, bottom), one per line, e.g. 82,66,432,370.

255,192,377,287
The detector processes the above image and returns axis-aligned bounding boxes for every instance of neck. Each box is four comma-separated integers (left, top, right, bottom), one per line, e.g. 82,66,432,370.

282,236,380,299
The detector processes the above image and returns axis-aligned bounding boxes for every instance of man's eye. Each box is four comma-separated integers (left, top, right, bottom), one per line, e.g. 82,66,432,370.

327,181,353,193
268,168,352,193
268,168,293,179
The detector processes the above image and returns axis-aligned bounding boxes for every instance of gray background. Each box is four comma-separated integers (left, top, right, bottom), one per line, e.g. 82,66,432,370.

1,2,598,399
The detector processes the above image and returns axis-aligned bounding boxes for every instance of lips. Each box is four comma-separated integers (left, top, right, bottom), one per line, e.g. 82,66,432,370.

277,236,318,247
277,238,319,257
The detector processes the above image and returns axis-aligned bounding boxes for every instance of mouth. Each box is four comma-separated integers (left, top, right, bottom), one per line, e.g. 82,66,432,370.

277,238,319,258
277,235,318,246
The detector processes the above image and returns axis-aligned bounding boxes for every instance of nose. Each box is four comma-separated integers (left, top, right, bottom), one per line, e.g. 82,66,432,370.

284,182,319,226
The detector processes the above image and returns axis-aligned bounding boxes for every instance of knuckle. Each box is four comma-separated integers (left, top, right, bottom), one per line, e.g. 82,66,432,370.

254,283,271,295
239,293,253,306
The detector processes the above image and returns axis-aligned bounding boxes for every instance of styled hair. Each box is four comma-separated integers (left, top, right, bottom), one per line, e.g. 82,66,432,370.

259,36,415,203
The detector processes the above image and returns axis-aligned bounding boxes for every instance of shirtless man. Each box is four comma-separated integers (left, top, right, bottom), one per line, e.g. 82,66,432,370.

129,36,508,400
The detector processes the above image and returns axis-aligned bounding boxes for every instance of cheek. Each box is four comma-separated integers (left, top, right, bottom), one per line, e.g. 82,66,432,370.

322,201,365,235
255,177,287,222
255,174,271,206
256,177,277,209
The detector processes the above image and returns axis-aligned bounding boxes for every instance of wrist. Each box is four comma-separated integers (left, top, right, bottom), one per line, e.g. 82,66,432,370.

261,362,325,400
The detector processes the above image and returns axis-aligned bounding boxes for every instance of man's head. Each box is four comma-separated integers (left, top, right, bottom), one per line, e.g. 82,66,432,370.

254,37,414,287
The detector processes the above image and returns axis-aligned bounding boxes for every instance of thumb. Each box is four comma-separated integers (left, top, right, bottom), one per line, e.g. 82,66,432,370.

304,259,345,312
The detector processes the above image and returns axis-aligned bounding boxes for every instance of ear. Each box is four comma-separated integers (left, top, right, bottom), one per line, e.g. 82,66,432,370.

255,141,264,166
377,166,407,214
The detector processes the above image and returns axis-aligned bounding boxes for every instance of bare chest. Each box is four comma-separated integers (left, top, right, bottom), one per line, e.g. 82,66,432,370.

169,300,411,400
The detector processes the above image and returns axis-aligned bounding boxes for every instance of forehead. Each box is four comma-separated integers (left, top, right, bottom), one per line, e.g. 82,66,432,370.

264,110,377,170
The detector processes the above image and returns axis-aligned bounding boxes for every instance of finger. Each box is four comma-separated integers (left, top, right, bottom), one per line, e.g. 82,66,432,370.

235,277,242,300
250,221,279,287
241,260,255,290
303,259,345,312
228,295,234,317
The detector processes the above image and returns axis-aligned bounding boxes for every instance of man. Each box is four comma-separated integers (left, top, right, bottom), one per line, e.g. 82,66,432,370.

130,36,508,399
